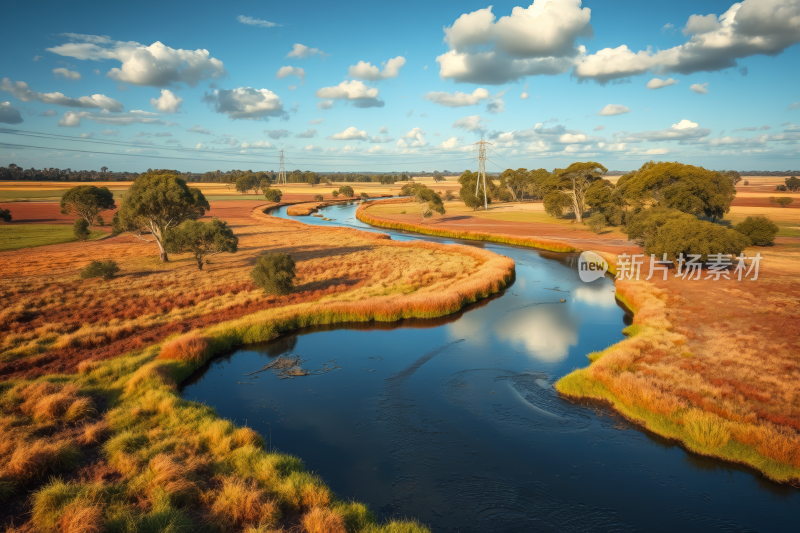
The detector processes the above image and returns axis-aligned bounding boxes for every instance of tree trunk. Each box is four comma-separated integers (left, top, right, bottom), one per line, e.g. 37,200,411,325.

197,256,204,270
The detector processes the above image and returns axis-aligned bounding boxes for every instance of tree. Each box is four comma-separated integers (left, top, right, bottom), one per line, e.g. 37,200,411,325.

115,173,209,262
314,194,324,201
623,207,696,245
543,191,572,218
458,170,496,211
550,162,607,223
585,179,627,225
80,260,119,280
73,218,90,241
360,192,370,199
165,217,239,270
338,185,354,198
414,186,446,224
776,197,793,207
586,212,607,234
0,208,10,222
60,185,116,227
264,189,282,202
235,174,257,194
500,168,533,201
735,216,779,246
251,253,296,295
444,190,455,201
332,190,340,198
305,171,318,187
101,166,108,174
724,170,742,186
644,217,751,261
785,176,800,192
433,172,445,183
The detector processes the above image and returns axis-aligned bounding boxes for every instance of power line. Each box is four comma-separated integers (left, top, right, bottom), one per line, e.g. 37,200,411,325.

472,140,491,210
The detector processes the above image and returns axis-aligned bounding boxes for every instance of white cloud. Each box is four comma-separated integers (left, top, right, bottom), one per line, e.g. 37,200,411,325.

317,100,333,110
593,125,605,131
452,115,487,133
486,90,506,114
327,126,368,140
237,15,281,28
574,0,800,84
33,55,44,61
304,145,323,152
520,83,529,99
369,135,394,143
438,137,462,150
787,102,799,110
188,125,212,134
315,80,383,108
423,88,489,107
92,69,100,75
297,128,317,138
202,87,286,120
79,132,94,138
379,126,388,134
1,78,123,111
39,109,58,117
276,66,305,84
690,82,709,94
558,133,589,143
437,0,593,84
286,43,328,59
101,129,119,136
150,88,182,113
0,102,23,125
598,104,630,116
645,148,670,154
154,132,172,137
309,118,324,124
57,109,177,127
368,145,385,153
646,77,679,89
46,34,227,87
240,140,274,149
348,56,406,80
733,126,757,132
618,119,711,142
397,127,427,148
265,129,291,139
662,23,675,33
53,68,81,80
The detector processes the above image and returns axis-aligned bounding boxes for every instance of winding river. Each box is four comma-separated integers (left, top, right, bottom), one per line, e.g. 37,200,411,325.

182,202,798,532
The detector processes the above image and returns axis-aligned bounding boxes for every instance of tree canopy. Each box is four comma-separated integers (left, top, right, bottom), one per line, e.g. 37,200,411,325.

548,161,608,223
60,185,116,227
644,217,751,261
413,185,446,223
735,216,779,246
458,170,496,211
165,217,239,270
115,173,209,262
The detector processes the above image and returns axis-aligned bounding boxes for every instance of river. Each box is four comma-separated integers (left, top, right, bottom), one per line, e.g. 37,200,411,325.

182,201,797,532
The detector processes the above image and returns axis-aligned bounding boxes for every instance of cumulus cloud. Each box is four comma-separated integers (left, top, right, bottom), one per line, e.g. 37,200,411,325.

423,88,489,107
237,15,281,28
150,88,182,113
240,140,274,149
348,56,406,80
1,78,123,111
618,119,711,142
53,68,81,80
646,77,678,89
574,0,800,84
265,129,291,139
379,126,388,133
276,66,305,84
690,82,708,94
315,80,383,108
58,110,178,127
598,104,630,116
46,33,227,87
0,102,23,124
286,44,329,59
202,87,286,120
486,91,506,114
520,83,530,99
437,0,593,84
452,115,487,133
397,127,427,148
317,100,333,110
297,128,317,138
187,125,212,134
327,126,368,140
39,109,58,117
438,137,462,150
101,129,119,136
304,145,323,152
369,135,394,143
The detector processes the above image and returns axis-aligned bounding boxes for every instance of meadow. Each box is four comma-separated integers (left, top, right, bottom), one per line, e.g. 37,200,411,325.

0,198,514,532
0,224,106,251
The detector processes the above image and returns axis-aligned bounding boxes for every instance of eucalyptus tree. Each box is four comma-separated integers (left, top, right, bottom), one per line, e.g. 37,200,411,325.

60,185,116,227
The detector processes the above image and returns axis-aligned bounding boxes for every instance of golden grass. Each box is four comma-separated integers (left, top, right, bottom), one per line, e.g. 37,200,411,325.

302,506,347,533
58,502,104,533
210,477,281,530
158,334,210,363
357,198,577,253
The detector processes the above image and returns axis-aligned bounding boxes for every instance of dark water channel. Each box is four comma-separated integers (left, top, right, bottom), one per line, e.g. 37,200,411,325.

182,202,798,532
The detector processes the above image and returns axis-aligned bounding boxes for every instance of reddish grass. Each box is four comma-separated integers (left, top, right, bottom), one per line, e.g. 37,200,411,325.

58,503,104,533
209,477,280,530
158,334,211,363
302,506,346,533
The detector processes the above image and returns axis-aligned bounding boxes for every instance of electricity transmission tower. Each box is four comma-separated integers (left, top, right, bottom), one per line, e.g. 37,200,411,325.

472,140,492,210
277,149,287,185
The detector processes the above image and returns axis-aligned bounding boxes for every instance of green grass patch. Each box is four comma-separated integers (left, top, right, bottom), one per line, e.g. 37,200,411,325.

0,224,105,251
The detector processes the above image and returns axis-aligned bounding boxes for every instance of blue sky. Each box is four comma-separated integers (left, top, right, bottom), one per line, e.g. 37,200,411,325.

1,0,799,173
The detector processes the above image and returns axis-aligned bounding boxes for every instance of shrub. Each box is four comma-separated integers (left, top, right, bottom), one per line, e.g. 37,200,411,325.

735,216,779,245
360,192,369,199
251,253,296,295
623,207,696,245
80,260,120,280
332,190,339,198
444,190,455,201
786,176,800,191
586,212,607,234
743,180,749,186
775,185,787,191
644,216,752,261
73,218,90,241
96,215,105,227
338,185,354,198
543,191,572,218
165,218,239,270
0,207,11,222
264,189,282,202
313,194,324,201
776,197,793,207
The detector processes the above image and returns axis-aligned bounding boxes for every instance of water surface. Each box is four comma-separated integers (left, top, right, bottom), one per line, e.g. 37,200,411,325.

183,202,798,532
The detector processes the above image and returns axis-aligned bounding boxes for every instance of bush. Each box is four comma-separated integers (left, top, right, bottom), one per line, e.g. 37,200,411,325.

444,190,455,201
360,192,369,199
80,260,120,280
644,217,751,261
623,207,696,245
264,189,282,202
73,218,90,241
586,212,607,234
0,207,11,222
96,215,105,227
313,194,324,201
776,197,793,208
332,190,339,198
543,191,572,218
743,180,749,186
735,216,779,245
776,185,787,191
338,185,354,198
251,253,296,295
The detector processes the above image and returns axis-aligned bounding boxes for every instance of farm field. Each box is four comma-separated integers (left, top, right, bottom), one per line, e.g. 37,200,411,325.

0,224,106,251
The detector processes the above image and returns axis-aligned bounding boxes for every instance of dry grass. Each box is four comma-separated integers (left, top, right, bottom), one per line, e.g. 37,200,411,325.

302,506,347,533
58,502,104,533
210,477,281,530
158,334,210,363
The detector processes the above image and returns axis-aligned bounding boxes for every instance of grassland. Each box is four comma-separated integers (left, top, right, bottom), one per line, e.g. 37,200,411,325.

0,224,106,251
0,199,514,531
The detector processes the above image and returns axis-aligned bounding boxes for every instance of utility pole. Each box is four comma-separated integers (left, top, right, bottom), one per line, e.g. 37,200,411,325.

277,149,287,185
472,140,491,210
